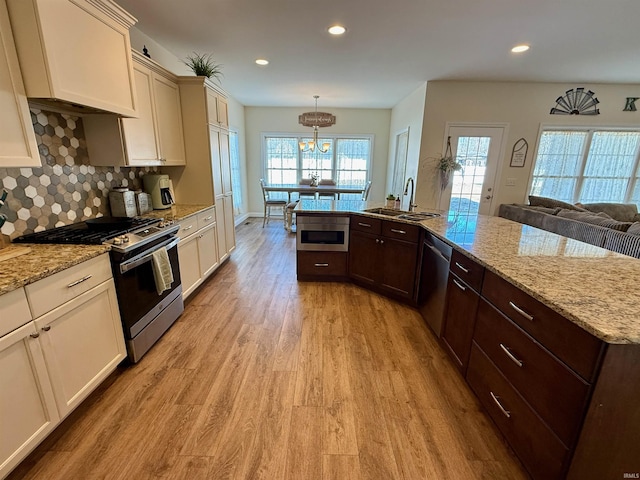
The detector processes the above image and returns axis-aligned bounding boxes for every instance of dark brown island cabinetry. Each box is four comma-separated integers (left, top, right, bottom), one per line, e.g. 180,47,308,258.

296,251,348,281
348,214,420,301
440,250,484,374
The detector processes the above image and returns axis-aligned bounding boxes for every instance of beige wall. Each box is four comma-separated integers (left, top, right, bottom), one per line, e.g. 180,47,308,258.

415,81,640,214
245,107,391,213
387,83,427,209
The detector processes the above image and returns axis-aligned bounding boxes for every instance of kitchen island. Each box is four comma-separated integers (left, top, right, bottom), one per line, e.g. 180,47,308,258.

296,199,640,479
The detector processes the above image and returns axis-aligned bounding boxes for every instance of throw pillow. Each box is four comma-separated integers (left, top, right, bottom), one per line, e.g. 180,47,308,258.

529,195,585,211
521,205,561,215
557,209,633,231
580,202,638,222
627,222,640,236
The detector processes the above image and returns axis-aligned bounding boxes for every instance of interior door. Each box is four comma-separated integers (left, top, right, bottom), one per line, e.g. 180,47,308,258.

441,125,505,215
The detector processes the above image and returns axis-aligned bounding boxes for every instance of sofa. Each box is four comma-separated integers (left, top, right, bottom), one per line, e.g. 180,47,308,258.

498,196,640,259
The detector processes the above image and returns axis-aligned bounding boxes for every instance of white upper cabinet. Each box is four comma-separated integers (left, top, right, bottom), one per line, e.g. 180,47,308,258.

6,0,138,117
84,51,186,167
0,0,40,168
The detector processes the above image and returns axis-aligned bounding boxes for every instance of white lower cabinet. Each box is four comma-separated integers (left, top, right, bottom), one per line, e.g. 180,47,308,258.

0,322,59,479
177,209,220,299
0,254,127,478
34,279,126,418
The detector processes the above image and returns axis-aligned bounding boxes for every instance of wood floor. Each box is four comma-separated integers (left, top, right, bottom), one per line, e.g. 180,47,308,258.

9,219,529,480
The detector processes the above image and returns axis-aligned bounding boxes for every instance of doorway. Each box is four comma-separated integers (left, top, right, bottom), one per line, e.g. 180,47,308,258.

441,125,506,215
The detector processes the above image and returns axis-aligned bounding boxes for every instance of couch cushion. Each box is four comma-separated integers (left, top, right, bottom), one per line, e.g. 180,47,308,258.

529,195,585,211
580,202,638,222
627,222,640,236
521,205,562,215
557,209,633,231
603,229,640,258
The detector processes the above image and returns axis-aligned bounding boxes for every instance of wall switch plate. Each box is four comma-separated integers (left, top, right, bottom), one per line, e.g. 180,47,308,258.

506,178,516,187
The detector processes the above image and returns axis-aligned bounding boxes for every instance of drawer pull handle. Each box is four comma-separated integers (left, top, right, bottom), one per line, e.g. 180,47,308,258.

203,215,213,221
314,263,329,267
390,228,406,234
499,343,523,367
358,222,372,228
42,325,51,332
30,332,40,339
490,392,511,418
182,225,194,232
455,262,469,273
509,301,534,321
67,275,92,288
452,278,467,291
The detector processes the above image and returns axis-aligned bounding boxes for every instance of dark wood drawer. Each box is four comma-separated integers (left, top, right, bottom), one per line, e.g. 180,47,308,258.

381,220,420,243
482,270,604,382
350,215,381,234
467,343,570,480
450,249,484,292
297,251,347,278
475,299,590,448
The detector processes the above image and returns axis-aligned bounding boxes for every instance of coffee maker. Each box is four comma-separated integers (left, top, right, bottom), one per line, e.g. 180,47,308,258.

143,174,174,210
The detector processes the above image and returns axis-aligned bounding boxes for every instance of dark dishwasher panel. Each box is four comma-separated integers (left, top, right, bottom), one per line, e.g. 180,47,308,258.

418,232,452,337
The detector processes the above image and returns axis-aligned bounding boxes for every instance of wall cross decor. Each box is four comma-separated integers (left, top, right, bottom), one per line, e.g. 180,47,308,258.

550,88,600,115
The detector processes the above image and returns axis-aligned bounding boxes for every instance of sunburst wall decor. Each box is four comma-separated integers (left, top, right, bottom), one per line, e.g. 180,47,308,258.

550,88,600,115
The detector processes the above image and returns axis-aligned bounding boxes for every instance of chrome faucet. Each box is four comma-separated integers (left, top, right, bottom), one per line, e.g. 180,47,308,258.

404,177,416,212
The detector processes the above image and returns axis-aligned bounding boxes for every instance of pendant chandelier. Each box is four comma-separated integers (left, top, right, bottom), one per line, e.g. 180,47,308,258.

299,96,331,153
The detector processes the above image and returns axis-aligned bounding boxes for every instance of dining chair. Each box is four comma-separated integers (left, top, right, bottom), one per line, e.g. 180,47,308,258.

259,178,287,227
318,178,337,200
361,180,372,200
298,178,316,200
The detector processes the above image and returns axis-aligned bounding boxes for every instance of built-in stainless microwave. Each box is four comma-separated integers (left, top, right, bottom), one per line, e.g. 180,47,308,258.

296,215,350,252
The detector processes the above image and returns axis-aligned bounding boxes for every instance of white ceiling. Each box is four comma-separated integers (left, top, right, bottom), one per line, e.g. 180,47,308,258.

115,0,640,109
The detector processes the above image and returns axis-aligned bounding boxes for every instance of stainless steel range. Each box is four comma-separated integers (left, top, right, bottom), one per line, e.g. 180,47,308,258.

14,217,184,362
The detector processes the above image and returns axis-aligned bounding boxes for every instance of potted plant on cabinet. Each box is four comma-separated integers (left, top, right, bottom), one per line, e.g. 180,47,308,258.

183,52,223,82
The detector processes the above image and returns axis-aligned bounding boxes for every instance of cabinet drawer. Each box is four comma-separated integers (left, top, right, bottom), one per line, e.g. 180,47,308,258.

475,299,590,447
381,220,420,243
25,254,112,318
450,249,484,292
0,288,32,337
482,270,603,382
197,207,216,230
467,343,570,480
297,251,347,278
350,215,381,234
176,214,198,239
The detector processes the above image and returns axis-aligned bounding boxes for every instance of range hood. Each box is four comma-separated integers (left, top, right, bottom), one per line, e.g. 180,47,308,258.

6,0,139,118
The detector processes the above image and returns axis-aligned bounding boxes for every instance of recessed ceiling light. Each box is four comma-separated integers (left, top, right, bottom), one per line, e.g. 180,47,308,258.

328,25,346,35
511,44,530,53
255,59,269,66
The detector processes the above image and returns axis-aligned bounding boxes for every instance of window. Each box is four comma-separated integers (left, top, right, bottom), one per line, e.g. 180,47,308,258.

263,134,372,193
229,130,243,215
530,129,640,205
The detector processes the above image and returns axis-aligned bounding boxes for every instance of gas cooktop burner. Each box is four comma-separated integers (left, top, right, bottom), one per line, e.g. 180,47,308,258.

12,217,177,253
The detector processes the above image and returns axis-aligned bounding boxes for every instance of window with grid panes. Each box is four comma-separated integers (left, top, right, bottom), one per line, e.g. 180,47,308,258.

530,129,640,205
263,134,372,194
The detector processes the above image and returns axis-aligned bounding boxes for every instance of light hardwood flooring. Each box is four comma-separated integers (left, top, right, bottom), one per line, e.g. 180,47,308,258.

9,219,528,480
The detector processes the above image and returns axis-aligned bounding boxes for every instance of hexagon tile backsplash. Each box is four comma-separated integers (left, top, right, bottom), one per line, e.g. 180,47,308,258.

0,108,157,240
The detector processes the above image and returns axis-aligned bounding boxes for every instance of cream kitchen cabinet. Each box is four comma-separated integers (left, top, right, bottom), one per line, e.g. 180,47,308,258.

206,89,229,128
177,207,219,299
6,0,137,117
84,51,186,167
0,288,59,479
0,253,126,478
0,0,40,168
173,77,235,262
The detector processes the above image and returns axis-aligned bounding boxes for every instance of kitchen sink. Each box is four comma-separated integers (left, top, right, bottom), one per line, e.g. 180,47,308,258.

363,207,405,216
397,212,441,221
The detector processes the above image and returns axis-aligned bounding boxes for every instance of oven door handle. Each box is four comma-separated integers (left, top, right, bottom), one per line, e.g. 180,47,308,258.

119,237,180,274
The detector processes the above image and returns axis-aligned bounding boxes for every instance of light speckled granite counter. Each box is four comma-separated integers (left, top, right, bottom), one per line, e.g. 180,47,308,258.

297,200,640,345
142,204,212,221
0,244,110,295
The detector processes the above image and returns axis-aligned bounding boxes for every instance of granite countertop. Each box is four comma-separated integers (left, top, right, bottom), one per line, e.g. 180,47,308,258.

142,204,213,221
297,200,640,345
0,244,110,296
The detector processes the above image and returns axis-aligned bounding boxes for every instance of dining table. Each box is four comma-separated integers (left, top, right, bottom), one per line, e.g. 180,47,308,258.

262,184,365,202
